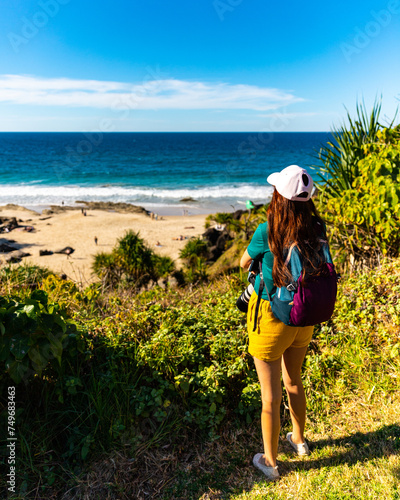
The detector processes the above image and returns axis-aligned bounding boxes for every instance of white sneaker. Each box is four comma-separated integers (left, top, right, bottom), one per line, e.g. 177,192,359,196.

252,454,280,481
286,432,310,456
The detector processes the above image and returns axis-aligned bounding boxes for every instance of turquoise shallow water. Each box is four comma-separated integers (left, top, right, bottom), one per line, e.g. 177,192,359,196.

0,132,330,214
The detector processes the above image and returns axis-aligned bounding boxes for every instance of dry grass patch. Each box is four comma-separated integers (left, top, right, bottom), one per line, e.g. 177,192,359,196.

56,393,400,499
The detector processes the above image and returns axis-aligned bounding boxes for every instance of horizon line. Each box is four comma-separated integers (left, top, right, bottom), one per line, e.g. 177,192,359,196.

0,130,331,133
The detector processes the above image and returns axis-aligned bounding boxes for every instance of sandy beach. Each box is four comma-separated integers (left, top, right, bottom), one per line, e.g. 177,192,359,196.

0,205,208,284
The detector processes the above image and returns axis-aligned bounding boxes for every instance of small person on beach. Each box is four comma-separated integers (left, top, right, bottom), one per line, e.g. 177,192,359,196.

94,236,98,245
240,165,329,481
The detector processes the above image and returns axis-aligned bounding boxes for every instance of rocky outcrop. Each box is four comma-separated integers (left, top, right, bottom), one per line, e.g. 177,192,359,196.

202,227,234,263
76,201,149,214
0,217,20,233
180,197,197,202
232,209,245,220
202,227,220,247
42,201,149,215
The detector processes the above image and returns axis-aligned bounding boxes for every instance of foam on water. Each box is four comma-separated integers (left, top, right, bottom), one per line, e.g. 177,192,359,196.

0,183,274,212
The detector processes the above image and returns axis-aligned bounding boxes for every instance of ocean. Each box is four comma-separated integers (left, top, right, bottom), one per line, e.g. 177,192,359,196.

0,132,331,215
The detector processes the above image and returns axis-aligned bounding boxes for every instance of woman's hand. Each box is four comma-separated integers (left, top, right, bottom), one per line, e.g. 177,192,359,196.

240,249,253,270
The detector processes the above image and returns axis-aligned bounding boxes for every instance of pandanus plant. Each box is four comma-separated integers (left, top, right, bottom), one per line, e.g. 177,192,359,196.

314,99,397,198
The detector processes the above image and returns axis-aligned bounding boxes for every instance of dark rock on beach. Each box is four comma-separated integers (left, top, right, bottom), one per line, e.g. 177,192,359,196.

180,197,197,202
42,206,77,215
0,243,18,253
4,250,31,263
0,217,20,233
39,249,54,256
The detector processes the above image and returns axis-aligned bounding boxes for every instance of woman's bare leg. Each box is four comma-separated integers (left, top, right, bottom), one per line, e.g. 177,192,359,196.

253,356,282,467
281,345,309,444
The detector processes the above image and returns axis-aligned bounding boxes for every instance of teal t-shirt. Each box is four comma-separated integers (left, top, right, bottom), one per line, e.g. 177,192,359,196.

247,222,274,300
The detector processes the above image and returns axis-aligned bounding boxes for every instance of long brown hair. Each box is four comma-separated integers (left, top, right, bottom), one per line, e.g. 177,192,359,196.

267,189,326,287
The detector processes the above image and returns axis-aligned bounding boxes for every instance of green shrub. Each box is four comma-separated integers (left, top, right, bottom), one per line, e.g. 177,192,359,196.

0,289,85,385
92,251,121,286
179,237,209,283
133,283,251,433
92,230,175,288
115,230,155,278
322,126,400,270
152,254,175,277
179,237,208,264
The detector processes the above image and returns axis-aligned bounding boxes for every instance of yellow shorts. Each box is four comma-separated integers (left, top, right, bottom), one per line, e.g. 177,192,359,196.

247,291,313,362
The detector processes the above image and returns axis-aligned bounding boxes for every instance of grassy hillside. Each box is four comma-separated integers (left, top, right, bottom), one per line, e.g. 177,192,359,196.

1,256,400,499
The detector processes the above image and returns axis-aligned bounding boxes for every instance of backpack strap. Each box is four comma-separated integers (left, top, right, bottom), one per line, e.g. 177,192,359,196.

287,239,331,279
253,260,272,332
284,243,297,267
253,261,263,332
252,223,281,331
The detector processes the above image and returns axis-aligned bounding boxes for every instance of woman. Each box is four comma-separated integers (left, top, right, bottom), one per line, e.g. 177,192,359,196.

240,164,326,481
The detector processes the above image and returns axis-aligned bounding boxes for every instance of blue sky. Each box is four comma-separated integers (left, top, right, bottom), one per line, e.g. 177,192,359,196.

0,0,399,131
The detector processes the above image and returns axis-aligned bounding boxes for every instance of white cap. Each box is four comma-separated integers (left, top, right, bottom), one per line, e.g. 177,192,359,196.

267,165,313,202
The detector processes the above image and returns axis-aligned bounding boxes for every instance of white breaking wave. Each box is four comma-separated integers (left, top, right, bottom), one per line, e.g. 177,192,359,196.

0,183,274,207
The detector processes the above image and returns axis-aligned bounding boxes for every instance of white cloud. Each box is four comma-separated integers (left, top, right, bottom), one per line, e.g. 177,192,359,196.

0,74,304,111
256,112,318,118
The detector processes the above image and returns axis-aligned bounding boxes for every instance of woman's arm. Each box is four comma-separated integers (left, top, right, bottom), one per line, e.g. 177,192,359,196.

240,249,253,270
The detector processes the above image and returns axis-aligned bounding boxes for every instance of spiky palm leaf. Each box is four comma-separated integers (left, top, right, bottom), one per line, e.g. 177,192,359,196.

314,99,396,197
